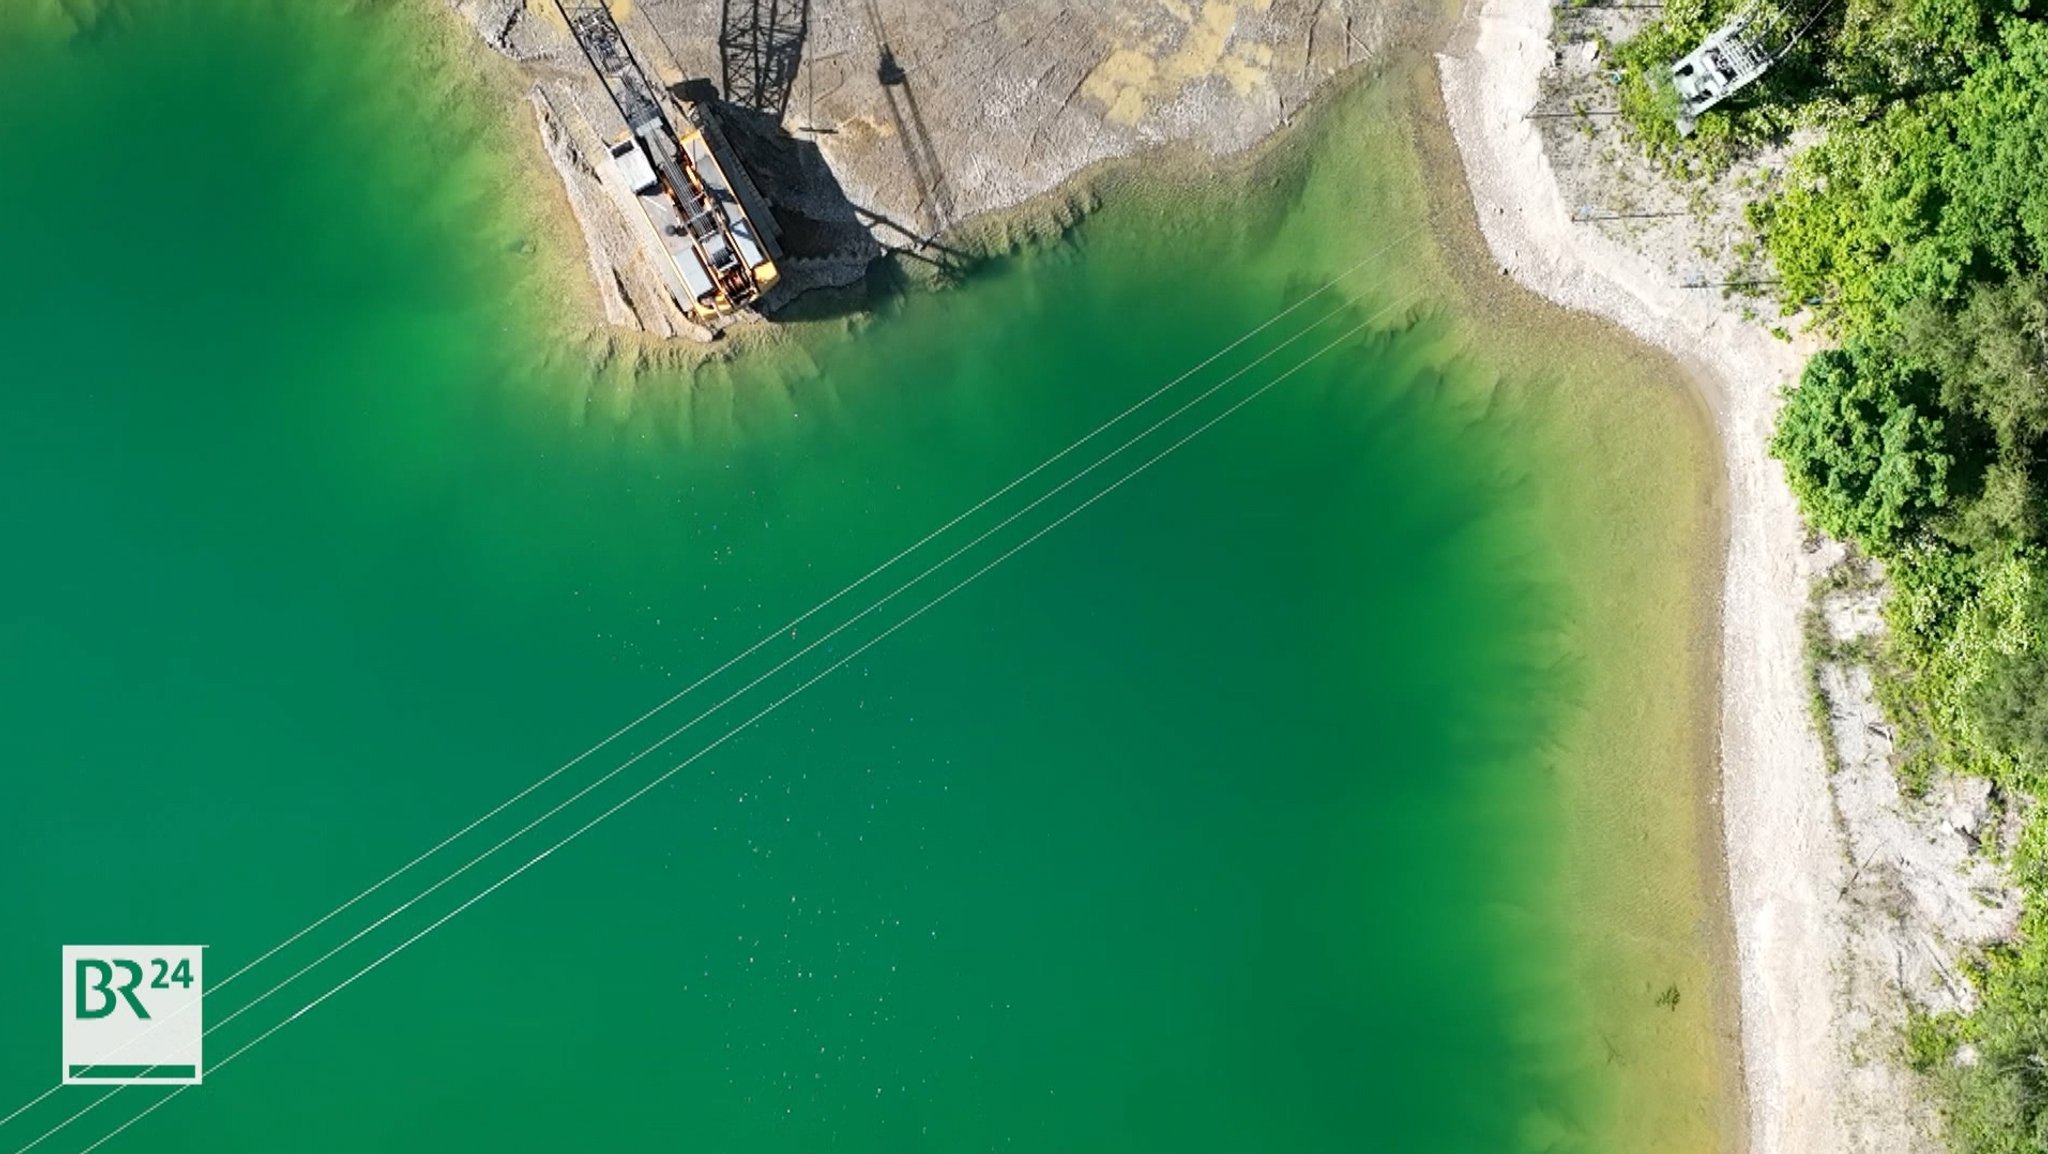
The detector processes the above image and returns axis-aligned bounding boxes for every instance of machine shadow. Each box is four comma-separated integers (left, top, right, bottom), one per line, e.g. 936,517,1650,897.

675,76,971,320
717,0,809,121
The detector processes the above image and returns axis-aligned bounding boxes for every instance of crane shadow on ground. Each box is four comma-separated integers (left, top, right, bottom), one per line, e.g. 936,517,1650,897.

862,0,956,240
717,0,809,120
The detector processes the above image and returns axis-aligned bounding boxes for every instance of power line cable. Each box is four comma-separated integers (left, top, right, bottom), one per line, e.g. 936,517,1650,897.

0,232,1420,1138
52,290,1415,1154
10,287,1372,1154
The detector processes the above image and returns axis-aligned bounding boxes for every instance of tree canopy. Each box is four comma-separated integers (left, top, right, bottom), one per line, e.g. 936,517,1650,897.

1754,20,2048,333
1770,344,1958,550
1644,6,2048,1148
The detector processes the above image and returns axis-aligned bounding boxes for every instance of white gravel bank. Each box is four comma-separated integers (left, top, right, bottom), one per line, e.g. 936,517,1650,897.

1436,2,1861,1149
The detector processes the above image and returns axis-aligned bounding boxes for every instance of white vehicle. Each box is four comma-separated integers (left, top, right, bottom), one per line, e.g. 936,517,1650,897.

1670,13,1776,135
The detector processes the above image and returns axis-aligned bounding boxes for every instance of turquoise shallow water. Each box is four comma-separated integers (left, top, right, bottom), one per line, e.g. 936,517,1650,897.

0,3,1717,1151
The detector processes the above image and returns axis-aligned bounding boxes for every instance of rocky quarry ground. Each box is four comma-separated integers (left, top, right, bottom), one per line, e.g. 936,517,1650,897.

449,0,1418,338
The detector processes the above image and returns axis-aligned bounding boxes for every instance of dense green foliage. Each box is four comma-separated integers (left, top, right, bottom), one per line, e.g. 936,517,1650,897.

1937,893,2048,1153
1614,1,2048,1148
1912,276,2048,544
1832,0,2017,97
1754,21,2048,332
1610,0,1812,172
1612,0,2029,174
1770,345,1957,548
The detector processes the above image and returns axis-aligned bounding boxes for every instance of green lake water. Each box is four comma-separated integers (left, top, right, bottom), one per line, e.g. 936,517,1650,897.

0,3,1734,1152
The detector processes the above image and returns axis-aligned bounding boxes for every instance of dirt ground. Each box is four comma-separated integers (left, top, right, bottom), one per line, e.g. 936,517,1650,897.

449,0,1419,337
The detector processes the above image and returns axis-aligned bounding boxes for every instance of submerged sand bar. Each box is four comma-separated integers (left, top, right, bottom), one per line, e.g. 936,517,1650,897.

1439,2,1891,1150
452,0,1760,1146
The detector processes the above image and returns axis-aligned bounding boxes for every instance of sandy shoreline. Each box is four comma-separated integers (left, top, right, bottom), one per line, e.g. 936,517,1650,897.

1435,3,1857,1150
458,0,1860,1143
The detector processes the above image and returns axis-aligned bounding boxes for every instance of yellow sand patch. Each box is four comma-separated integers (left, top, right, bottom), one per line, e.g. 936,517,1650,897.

1080,48,1159,127
1159,2,1234,87
1080,2,1271,126
646,54,683,87
835,112,896,148
1218,41,1270,96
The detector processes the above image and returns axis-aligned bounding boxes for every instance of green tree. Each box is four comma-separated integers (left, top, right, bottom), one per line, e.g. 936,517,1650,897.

1970,635,2048,768
1751,97,1973,331
1904,275,2048,544
1939,906,2048,1154
1771,344,1957,551
1757,20,2048,333
1916,275,2048,446
1830,0,2008,99
1715,11,2048,1153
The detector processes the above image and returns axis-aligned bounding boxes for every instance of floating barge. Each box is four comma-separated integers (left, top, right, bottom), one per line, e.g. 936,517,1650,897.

559,1,780,320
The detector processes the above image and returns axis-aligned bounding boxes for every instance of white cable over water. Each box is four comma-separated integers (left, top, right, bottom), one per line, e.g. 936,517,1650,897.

0,224,1421,1139
55,293,1415,1154
0,1096,57,1139
8,284,1382,1154
198,291,1365,1039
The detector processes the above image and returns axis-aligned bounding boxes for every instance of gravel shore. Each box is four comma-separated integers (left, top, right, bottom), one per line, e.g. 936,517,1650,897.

452,2,1941,1147
1435,2,1850,1150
